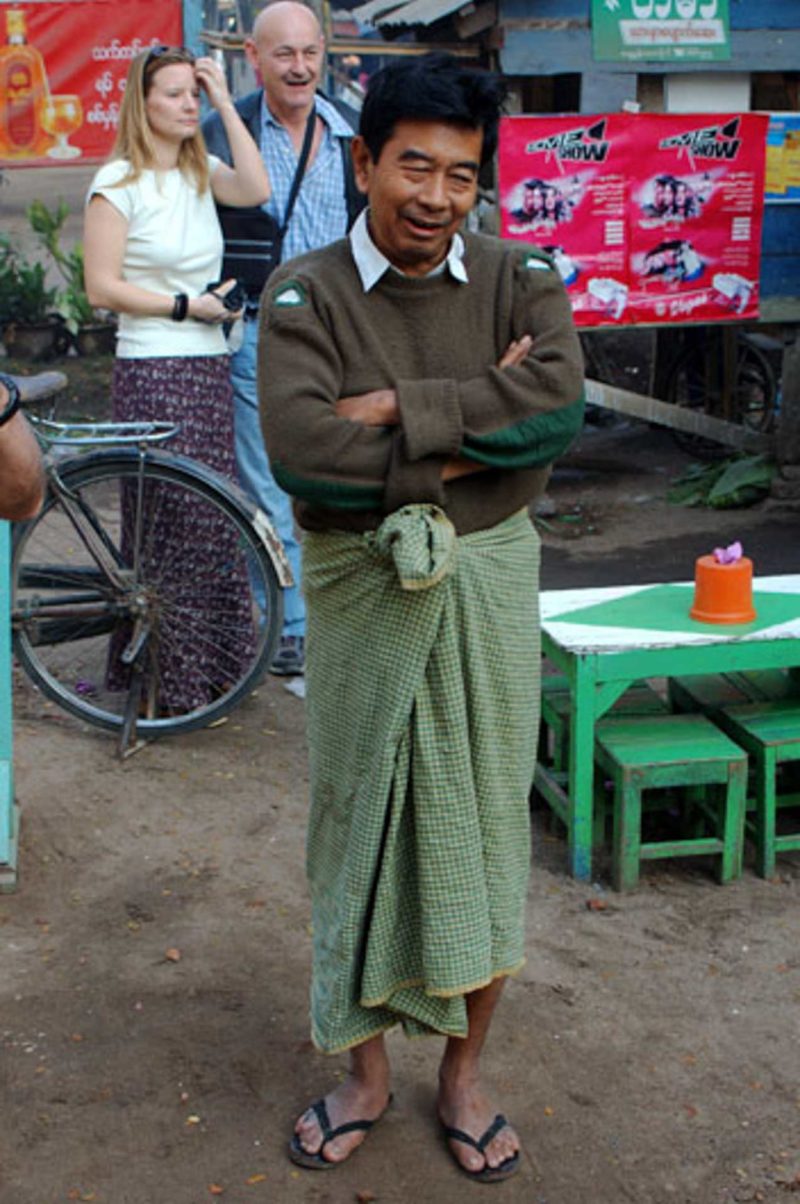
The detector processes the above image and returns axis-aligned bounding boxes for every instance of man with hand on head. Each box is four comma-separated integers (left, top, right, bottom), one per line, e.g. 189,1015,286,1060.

260,54,584,1183
203,1,363,677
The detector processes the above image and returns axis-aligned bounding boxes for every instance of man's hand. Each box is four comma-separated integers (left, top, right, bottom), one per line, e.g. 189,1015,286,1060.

441,336,532,481
335,389,399,426
442,456,487,482
497,335,532,370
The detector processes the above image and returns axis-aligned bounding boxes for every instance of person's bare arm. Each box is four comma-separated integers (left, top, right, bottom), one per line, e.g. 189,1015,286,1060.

0,393,45,521
334,389,399,426
83,196,237,323
197,57,271,208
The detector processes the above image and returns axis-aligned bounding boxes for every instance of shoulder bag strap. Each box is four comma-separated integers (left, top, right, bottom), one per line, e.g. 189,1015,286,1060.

273,106,317,257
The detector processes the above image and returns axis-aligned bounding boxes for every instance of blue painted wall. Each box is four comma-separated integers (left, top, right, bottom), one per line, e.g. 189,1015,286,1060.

501,27,800,76
500,1,800,76
500,0,800,28
762,205,800,300
729,0,800,30
183,0,204,55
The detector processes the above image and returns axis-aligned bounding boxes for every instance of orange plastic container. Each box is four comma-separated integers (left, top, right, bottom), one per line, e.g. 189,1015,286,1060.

690,554,756,624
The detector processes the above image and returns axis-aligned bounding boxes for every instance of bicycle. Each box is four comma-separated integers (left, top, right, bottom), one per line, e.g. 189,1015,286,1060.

8,372,290,755
663,325,779,459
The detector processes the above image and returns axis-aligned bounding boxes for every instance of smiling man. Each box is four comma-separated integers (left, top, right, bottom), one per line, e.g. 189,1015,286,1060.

202,1,363,677
260,54,584,1183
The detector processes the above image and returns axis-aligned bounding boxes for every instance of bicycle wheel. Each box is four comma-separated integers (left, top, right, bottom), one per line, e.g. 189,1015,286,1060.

666,338,777,459
12,449,282,737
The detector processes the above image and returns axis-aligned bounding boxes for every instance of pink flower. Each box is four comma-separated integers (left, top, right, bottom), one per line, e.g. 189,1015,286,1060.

712,541,743,565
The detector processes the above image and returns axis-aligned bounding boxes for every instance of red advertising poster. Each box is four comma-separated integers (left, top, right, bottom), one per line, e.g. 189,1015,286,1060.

498,112,768,327
628,113,768,325
0,0,182,168
499,114,633,327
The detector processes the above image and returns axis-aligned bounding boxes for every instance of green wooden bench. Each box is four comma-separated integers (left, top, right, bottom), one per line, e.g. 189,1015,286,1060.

595,713,748,892
669,669,797,716
669,673,800,877
715,701,800,879
541,677,667,773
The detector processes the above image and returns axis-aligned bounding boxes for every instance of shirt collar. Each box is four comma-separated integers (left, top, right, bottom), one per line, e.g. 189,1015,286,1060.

260,92,354,138
349,209,469,293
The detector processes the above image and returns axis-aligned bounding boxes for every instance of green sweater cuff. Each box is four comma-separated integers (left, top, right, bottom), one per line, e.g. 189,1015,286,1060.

396,378,463,461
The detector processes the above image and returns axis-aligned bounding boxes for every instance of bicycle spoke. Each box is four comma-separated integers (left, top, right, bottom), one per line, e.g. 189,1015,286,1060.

12,451,281,737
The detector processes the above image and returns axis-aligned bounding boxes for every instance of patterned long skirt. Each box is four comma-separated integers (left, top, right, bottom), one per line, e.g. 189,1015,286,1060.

108,355,255,711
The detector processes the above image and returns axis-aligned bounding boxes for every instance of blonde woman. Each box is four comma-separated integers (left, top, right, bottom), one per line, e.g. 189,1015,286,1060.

84,47,270,712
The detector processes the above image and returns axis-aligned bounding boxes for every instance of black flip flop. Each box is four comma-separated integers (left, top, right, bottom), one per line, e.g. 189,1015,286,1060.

288,1094,391,1171
441,1112,521,1183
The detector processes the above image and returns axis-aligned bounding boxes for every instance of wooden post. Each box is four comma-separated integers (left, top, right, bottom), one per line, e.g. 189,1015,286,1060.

777,329,800,466
0,520,19,891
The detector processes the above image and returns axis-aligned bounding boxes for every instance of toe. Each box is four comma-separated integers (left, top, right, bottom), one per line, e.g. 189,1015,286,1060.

485,1125,519,1169
320,1137,349,1164
450,1141,485,1174
294,1111,322,1155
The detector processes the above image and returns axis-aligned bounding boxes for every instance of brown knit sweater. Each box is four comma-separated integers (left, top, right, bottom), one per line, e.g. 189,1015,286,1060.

259,232,584,535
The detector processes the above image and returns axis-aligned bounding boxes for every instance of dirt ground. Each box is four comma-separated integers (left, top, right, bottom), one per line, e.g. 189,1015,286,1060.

2,418,799,1204
3,166,800,1204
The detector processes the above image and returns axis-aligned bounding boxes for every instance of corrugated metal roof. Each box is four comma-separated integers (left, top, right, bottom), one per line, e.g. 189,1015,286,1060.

377,0,474,26
349,0,407,25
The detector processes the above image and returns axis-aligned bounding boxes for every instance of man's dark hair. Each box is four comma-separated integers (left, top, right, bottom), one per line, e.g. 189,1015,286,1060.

359,53,507,167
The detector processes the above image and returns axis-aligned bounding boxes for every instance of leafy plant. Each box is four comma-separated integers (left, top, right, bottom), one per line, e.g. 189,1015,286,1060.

668,455,775,509
0,233,59,326
27,199,106,332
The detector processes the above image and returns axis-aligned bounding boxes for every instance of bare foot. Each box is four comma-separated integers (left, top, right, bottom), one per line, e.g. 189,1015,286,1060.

292,1074,391,1166
437,1070,520,1177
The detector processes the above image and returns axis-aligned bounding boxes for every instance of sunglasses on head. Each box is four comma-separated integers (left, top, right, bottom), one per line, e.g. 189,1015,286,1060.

144,44,196,71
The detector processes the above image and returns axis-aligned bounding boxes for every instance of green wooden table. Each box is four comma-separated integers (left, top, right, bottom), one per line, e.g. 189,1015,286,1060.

536,576,800,881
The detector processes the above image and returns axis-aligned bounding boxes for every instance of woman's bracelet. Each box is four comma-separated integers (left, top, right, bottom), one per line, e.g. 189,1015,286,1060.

172,293,189,322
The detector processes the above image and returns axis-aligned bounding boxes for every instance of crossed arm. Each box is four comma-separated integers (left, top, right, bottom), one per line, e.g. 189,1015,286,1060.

261,257,585,513
333,335,533,481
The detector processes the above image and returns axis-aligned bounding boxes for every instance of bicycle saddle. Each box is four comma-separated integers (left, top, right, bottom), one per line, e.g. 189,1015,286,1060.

2,370,68,403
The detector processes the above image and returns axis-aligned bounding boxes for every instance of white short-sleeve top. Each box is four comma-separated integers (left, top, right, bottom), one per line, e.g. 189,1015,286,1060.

88,157,227,359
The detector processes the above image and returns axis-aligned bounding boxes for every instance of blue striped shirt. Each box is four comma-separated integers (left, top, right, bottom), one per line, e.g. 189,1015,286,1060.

259,93,353,264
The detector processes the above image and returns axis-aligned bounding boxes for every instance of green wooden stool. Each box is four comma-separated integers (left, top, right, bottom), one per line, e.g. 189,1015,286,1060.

541,679,667,773
595,713,748,892
669,670,797,717
715,701,800,879
539,674,569,767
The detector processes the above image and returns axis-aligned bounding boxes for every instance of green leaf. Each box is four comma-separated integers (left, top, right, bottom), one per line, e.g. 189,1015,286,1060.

707,456,773,508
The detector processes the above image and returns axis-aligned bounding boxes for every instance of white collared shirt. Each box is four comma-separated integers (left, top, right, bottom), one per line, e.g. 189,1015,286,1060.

348,209,469,293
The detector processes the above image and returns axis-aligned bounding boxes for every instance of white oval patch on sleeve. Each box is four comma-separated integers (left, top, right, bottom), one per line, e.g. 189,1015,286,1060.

273,280,308,307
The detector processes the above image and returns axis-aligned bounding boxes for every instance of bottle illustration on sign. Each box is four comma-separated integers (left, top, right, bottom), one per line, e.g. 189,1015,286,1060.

0,8,83,160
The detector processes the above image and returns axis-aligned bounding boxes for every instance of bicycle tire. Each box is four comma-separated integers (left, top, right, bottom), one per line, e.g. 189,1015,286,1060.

12,448,282,737
666,338,777,460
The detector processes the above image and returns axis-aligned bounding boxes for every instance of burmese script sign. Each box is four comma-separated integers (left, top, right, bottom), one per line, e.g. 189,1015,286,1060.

592,0,730,63
0,0,182,166
499,112,768,328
